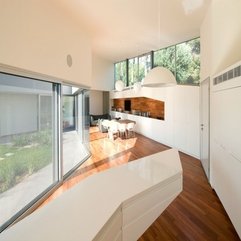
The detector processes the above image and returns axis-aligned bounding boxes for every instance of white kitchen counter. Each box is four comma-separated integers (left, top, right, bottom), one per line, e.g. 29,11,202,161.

0,148,182,241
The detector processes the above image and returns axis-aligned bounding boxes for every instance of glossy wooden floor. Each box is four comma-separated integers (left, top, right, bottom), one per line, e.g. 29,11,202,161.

42,127,240,241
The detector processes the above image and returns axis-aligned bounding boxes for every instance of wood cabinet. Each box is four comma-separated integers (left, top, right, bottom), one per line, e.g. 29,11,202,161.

113,97,165,120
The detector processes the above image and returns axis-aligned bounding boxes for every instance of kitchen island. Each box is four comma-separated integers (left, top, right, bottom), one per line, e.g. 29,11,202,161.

0,149,182,241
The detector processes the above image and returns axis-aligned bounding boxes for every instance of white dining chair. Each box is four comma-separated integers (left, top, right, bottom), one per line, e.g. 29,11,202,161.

102,120,110,129
126,122,135,138
107,121,119,140
118,123,127,139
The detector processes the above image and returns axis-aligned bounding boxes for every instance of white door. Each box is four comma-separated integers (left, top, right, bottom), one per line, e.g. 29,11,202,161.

200,77,210,181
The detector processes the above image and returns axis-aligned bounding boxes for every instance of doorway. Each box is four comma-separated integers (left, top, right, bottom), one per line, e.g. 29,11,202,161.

62,85,90,176
200,77,210,181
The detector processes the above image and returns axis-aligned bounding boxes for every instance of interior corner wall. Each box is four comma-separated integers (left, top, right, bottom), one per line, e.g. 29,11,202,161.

200,0,241,238
200,0,241,80
89,90,104,115
0,0,92,87
91,53,114,91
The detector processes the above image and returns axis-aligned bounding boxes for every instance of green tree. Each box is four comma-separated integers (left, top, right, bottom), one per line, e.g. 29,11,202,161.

176,38,200,84
128,57,138,86
115,61,127,86
154,46,176,75
153,38,200,85
139,54,151,82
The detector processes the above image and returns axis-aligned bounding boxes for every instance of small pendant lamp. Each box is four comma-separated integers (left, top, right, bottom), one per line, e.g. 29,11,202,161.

115,80,125,91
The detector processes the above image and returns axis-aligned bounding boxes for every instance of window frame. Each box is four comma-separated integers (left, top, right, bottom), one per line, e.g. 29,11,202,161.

175,38,200,85
62,84,90,178
128,56,139,86
114,60,128,87
0,69,90,233
138,52,152,84
114,37,200,87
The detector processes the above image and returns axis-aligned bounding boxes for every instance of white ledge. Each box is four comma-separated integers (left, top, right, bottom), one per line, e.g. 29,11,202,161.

0,148,183,241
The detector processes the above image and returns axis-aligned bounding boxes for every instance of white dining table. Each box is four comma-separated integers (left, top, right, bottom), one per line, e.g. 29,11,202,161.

102,119,136,127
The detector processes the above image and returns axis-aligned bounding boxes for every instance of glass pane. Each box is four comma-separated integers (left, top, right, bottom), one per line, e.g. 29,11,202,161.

0,73,58,229
154,46,176,76
176,38,200,85
63,96,75,131
114,61,127,87
128,57,138,86
40,95,53,130
62,86,89,176
139,54,151,83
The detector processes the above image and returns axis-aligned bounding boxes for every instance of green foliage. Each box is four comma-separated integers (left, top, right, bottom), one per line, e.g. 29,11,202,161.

115,61,127,86
13,130,52,147
128,54,151,85
128,57,139,85
154,46,176,75
0,145,13,157
154,38,200,85
139,54,151,82
114,37,200,86
0,130,52,193
176,39,200,84
189,38,200,55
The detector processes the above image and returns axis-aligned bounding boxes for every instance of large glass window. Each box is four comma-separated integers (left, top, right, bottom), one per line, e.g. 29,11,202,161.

128,57,138,86
0,73,58,230
0,74,90,232
128,54,151,86
63,95,75,132
154,46,176,76
114,61,127,87
62,85,89,176
114,37,200,87
138,53,151,83
176,38,200,84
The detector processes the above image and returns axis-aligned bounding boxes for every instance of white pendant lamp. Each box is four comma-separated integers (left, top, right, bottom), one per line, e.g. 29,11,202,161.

115,80,125,91
133,81,142,92
142,66,176,87
141,0,176,88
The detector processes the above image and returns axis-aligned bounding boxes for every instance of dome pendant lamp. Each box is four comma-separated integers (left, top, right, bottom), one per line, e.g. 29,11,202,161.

142,66,176,87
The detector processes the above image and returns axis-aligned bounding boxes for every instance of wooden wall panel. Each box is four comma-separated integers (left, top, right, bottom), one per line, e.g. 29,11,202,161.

113,97,165,120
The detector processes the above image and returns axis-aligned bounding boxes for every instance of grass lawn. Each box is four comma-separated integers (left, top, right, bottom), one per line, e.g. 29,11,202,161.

0,130,52,194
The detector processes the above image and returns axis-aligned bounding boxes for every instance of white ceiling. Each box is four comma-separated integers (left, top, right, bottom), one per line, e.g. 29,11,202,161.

57,0,211,62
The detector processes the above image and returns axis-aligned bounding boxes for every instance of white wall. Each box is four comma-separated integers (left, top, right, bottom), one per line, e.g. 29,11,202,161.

200,0,241,80
201,0,241,237
0,94,37,137
89,90,103,115
0,0,91,87
90,53,113,114
110,85,200,158
210,65,241,238
91,53,114,91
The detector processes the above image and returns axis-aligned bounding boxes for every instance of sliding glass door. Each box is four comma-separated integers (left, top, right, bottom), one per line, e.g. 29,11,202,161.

0,74,90,232
0,73,59,231
62,85,90,176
